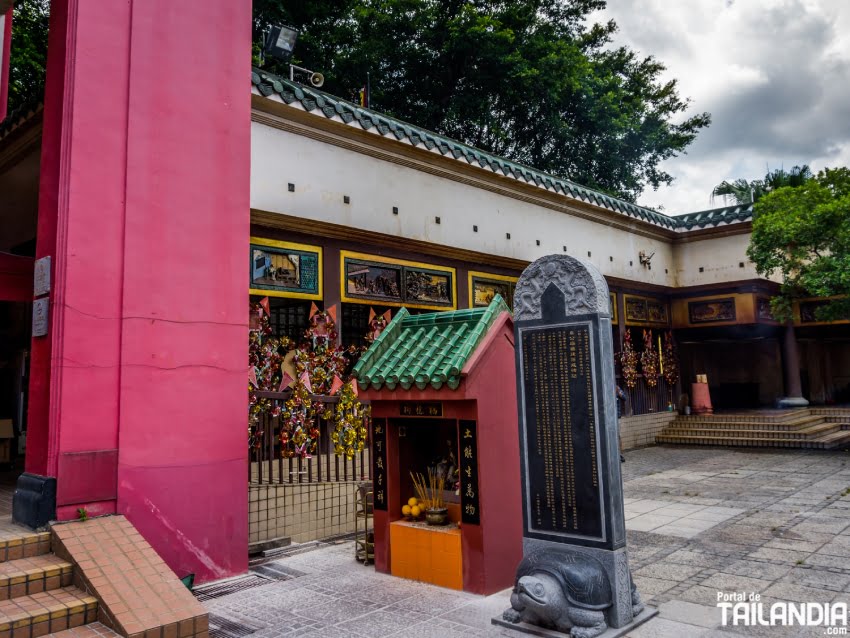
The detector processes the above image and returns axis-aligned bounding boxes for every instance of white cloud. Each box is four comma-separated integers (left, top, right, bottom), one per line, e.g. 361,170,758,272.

589,0,850,214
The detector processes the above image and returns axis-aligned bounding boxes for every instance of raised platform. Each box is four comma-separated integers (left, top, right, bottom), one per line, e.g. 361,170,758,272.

656,407,850,449
0,507,207,638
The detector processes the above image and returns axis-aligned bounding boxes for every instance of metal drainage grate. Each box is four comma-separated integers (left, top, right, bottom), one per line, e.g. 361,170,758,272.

193,575,273,602
208,614,260,638
250,563,305,581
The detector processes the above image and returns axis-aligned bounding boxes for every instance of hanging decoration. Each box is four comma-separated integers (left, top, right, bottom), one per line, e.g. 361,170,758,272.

365,308,391,344
662,331,679,387
295,307,350,400
640,329,659,388
279,379,319,458
619,330,639,389
248,299,294,449
248,301,378,459
332,381,370,459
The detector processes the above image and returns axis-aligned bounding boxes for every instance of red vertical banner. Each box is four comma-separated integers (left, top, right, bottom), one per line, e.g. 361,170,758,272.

0,8,12,121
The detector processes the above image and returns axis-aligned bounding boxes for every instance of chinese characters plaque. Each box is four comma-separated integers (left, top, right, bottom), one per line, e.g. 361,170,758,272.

371,418,388,511
459,420,480,525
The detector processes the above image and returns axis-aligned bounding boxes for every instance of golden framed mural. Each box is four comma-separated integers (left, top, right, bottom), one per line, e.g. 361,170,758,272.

623,294,669,326
340,251,457,311
249,237,323,300
468,271,518,309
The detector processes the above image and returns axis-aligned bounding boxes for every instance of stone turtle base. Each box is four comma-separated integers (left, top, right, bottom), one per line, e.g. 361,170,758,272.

491,605,658,638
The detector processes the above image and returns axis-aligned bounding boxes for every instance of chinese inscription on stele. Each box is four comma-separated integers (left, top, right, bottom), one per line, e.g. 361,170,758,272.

521,323,602,541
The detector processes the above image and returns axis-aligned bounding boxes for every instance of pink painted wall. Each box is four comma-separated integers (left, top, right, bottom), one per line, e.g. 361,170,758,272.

29,0,250,582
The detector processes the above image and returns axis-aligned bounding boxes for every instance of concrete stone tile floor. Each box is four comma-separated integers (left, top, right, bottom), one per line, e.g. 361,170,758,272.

203,447,850,637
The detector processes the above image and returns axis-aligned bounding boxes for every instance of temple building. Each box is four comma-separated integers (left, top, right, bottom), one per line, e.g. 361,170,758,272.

0,7,847,587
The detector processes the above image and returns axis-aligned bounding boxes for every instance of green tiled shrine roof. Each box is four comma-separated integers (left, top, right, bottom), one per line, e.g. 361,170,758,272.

352,295,510,391
251,69,754,232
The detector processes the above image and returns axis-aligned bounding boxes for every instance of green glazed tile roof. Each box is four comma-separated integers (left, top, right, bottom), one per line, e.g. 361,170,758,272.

674,203,754,230
251,69,753,232
352,294,510,391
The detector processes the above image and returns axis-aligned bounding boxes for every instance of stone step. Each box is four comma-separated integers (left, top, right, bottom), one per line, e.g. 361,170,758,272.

675,410,814,424
669,415,826,430
656,433,850,450
660,423,842,440
0,530,52,564
0,555,74,600
814,430,850,448
47,622,120,638
0,586,98,637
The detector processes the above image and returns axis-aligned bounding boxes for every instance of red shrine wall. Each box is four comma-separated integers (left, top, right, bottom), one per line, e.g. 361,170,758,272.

26,0,250,582
462,315,522,593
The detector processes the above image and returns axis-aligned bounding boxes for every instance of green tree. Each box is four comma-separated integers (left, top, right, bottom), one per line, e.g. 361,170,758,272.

253,0,710,202
711,165,812,205
6,0,50,115
747,168,850,321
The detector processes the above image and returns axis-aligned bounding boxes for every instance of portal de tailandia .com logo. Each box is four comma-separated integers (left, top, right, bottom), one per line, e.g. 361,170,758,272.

718,592,848,634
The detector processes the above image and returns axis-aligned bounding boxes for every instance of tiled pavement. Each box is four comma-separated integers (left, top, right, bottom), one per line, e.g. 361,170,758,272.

203,446,850,637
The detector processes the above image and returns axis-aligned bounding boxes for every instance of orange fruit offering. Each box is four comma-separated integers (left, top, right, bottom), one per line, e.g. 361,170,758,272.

407,497,418,507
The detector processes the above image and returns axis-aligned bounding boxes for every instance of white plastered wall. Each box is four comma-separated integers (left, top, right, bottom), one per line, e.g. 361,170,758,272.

251,116,763,290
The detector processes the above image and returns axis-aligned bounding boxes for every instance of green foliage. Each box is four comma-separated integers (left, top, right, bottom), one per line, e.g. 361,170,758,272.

253,0,709,202
711,165,812,205
747,168,850,321
7,0,50,114
76,507,88,521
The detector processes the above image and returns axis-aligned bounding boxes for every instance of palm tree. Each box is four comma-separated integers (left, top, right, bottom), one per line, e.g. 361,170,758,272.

710,178,765,205
763,165,812,190
710,164,812,206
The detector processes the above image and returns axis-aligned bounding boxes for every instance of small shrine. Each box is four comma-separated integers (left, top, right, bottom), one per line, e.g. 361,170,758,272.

352,295,522,595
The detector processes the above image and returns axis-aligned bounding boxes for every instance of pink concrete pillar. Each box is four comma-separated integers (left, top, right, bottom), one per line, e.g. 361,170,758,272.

19,0,250,583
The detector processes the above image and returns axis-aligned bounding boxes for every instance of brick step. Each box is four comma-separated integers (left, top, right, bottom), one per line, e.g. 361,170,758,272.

814,430,850,448
823,416,850,424
0,555,74,600
48,623,120,638
669,415,826,430
0,531,52,564
0,586,98,638
656,433,850,450
677,410,814,424
660,423,842,440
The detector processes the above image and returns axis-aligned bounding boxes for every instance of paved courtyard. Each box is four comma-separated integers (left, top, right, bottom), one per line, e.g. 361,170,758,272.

202,446,850,637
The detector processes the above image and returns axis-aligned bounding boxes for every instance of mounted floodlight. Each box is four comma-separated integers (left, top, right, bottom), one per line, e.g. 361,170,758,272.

263,25,299,62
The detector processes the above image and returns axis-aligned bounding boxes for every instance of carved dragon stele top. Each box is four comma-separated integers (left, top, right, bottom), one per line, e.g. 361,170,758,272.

513,255,610,321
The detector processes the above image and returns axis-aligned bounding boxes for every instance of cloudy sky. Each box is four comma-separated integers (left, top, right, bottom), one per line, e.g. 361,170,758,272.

589,0,850,215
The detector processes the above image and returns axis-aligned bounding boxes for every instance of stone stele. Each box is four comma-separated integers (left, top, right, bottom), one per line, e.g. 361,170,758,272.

494,254,655,638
